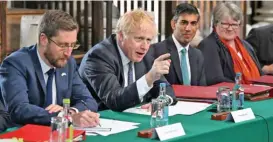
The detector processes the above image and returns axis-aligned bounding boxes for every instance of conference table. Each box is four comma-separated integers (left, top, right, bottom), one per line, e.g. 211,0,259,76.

88,99,273,142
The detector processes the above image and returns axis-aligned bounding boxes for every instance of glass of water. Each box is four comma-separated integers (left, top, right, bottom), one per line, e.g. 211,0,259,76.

49,117,67,142
150,99,165,128
217,87,231,112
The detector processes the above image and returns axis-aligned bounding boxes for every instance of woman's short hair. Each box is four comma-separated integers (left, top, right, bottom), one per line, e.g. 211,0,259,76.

212,2,243,26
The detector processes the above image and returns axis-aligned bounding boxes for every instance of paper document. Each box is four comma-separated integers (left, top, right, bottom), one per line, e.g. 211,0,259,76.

74,118,140,136
169,101,211,115
0,140,19,142
123,107,151,115
124,101,211,116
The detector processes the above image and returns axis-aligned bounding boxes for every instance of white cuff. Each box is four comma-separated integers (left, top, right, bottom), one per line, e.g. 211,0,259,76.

57,107,79,117
70,107,79,113
136,75,153,102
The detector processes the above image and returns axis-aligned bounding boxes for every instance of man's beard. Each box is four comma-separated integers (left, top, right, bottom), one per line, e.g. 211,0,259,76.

44,47,67,68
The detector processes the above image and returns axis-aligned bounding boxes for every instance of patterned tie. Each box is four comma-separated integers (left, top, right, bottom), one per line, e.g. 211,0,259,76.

127,61,134,85
45,68,55,107
181,48,190,85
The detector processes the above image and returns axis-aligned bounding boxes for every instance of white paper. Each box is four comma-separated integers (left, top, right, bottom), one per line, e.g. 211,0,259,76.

0,140,19,142
86,132,98,136
74,118,139,136
95,125,138,136
124,101,211,116
155,123,185,141
99,118,140,126
169,101,211,115
123,107,151,115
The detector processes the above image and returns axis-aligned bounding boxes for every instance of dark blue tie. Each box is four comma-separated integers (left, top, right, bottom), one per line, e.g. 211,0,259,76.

128,62,133,85
181,48,190,85
46,68,55,107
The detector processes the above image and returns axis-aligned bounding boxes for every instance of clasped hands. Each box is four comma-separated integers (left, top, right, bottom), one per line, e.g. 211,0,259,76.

46,104,100,127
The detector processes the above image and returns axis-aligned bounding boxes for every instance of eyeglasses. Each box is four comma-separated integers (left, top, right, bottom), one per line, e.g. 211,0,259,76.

47,37,80,50
220,22,240,30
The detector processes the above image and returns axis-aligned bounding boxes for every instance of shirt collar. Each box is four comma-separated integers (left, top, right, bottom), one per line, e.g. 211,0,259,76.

36,48,54,74
172,34,189,52
116,41,131,66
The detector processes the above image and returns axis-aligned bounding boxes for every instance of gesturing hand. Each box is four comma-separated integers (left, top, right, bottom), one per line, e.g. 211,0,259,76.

146,53,171,86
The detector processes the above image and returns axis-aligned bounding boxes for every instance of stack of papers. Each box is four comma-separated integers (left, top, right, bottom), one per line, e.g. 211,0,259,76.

124,101,211,116
74,118,140,136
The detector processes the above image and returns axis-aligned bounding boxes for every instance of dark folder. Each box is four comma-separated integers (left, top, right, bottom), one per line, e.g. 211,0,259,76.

172,85,218,103
0,124,86,142
212,82,273,101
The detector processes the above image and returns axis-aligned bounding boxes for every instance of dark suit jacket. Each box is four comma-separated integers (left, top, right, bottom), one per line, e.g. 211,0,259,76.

0,45,98,125
151,36,206,86
246,24,273,67
79,34,176,111
198,33,263,85
0,92,12,132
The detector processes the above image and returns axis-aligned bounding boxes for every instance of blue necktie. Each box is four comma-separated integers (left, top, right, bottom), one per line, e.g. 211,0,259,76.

46,68,55,107
181,48,190,85
128,62,133,85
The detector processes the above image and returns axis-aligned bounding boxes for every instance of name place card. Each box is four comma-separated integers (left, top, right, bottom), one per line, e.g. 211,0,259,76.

155,123,185,141
231,108,255,123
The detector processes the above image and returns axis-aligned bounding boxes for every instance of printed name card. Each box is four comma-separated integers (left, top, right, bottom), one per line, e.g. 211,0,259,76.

231,108,255,123
155,123,185,141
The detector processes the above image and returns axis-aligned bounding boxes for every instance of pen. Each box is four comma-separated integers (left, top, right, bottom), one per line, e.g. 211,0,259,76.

80,100,101,127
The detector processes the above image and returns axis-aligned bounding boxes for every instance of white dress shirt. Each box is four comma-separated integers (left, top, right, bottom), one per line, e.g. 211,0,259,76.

37,49,57,105
172,34,191,81
37,49,78,113
117,43,152,102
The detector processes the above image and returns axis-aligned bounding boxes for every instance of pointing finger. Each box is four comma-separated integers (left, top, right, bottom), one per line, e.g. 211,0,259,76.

155,53,170,61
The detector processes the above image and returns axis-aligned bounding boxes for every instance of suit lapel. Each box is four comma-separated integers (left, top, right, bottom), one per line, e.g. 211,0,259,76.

270,27,273,42
109,35,125,86
188,47,195,84
29,45,46,98
167,37,183,83
134,61,145,80
55,68,68,105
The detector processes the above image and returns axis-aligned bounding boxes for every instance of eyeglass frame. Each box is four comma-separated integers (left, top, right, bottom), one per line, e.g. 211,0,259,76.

47,36,80,50
220,22,240,30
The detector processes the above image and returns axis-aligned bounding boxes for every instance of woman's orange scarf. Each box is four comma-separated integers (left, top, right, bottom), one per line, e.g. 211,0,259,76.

220,36,260,84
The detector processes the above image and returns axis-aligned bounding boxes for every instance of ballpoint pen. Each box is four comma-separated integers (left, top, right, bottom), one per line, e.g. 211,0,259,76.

80,100,101,127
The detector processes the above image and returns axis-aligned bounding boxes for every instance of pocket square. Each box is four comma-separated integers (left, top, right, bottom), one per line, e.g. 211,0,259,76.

61,73,67,76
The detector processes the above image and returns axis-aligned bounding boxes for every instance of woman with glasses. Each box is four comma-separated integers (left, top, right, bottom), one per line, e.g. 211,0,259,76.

198,2,263,85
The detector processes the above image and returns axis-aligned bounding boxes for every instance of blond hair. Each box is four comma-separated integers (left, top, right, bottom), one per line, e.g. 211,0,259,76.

115,9,157,37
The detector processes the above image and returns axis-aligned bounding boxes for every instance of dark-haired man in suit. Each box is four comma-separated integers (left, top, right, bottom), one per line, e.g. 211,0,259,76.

151,3,206,86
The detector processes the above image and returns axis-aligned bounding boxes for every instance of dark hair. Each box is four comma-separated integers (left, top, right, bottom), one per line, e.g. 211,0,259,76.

39,10,78,39
172,3,200,22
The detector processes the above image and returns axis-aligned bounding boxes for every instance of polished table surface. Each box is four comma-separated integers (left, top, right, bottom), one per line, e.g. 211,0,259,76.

88,99,273,142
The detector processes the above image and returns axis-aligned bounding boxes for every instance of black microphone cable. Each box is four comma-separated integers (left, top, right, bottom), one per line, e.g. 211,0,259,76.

254,114,269,142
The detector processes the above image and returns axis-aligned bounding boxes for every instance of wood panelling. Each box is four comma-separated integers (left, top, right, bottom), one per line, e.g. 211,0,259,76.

6,9,45,56
0,2,7,61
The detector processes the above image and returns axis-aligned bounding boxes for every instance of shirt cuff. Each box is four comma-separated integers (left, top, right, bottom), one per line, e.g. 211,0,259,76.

70,107,79,113
57,107,79,117
136,75,153,102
